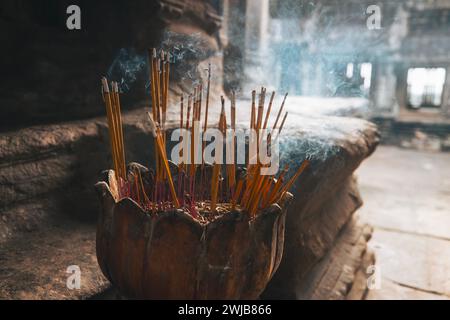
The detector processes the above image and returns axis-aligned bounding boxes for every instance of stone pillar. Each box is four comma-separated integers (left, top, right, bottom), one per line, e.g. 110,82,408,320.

243,0,270,92
353,63,363,86
301,60,312,96
441,66,450,118
313,62,324,96
370,60,398,118
219,0,230,48
395,64,408,112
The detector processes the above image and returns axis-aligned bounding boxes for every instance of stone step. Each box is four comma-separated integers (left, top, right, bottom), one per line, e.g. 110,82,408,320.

293,216,374,300
262,175,368,299
372,117,450,152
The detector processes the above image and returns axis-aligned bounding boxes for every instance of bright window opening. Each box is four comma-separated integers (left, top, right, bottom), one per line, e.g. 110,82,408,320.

407,68,446,108
346,63,354,78
360,63,372,91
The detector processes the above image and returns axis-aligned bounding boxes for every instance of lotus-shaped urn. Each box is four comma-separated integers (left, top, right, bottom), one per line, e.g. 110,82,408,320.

95,165,292,299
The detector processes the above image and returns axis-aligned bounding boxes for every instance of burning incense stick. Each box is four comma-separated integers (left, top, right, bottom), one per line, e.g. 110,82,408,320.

279,112,288,133
256,87,265,133
227,92,236,193
273,160,309,203
263,91,275,130
273,93,288,130
112,82,126,178
263,165,288,207
163,52,170,130
204,63,211,135
147,112,180,208
210,96,226,211
101,78,126,181
250,90,256,130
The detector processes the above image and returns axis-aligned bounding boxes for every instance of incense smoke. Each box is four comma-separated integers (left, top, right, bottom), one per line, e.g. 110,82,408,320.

107,30,220,95
107,48,147,93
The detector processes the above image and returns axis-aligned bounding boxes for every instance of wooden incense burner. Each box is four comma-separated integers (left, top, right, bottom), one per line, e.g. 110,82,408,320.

96,48,308,299
95,167,292,300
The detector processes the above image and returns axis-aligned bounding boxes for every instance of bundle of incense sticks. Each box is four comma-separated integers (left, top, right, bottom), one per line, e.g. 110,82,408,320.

101,48,309,220
101,78,126,181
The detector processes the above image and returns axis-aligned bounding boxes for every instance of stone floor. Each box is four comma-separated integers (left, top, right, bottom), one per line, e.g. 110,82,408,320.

356,145,450,300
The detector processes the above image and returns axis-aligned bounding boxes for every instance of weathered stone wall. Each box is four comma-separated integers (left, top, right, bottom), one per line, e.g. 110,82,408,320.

0,0,223,132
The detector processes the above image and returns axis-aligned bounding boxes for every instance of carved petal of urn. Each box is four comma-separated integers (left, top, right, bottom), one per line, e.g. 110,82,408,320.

95,170,292,299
